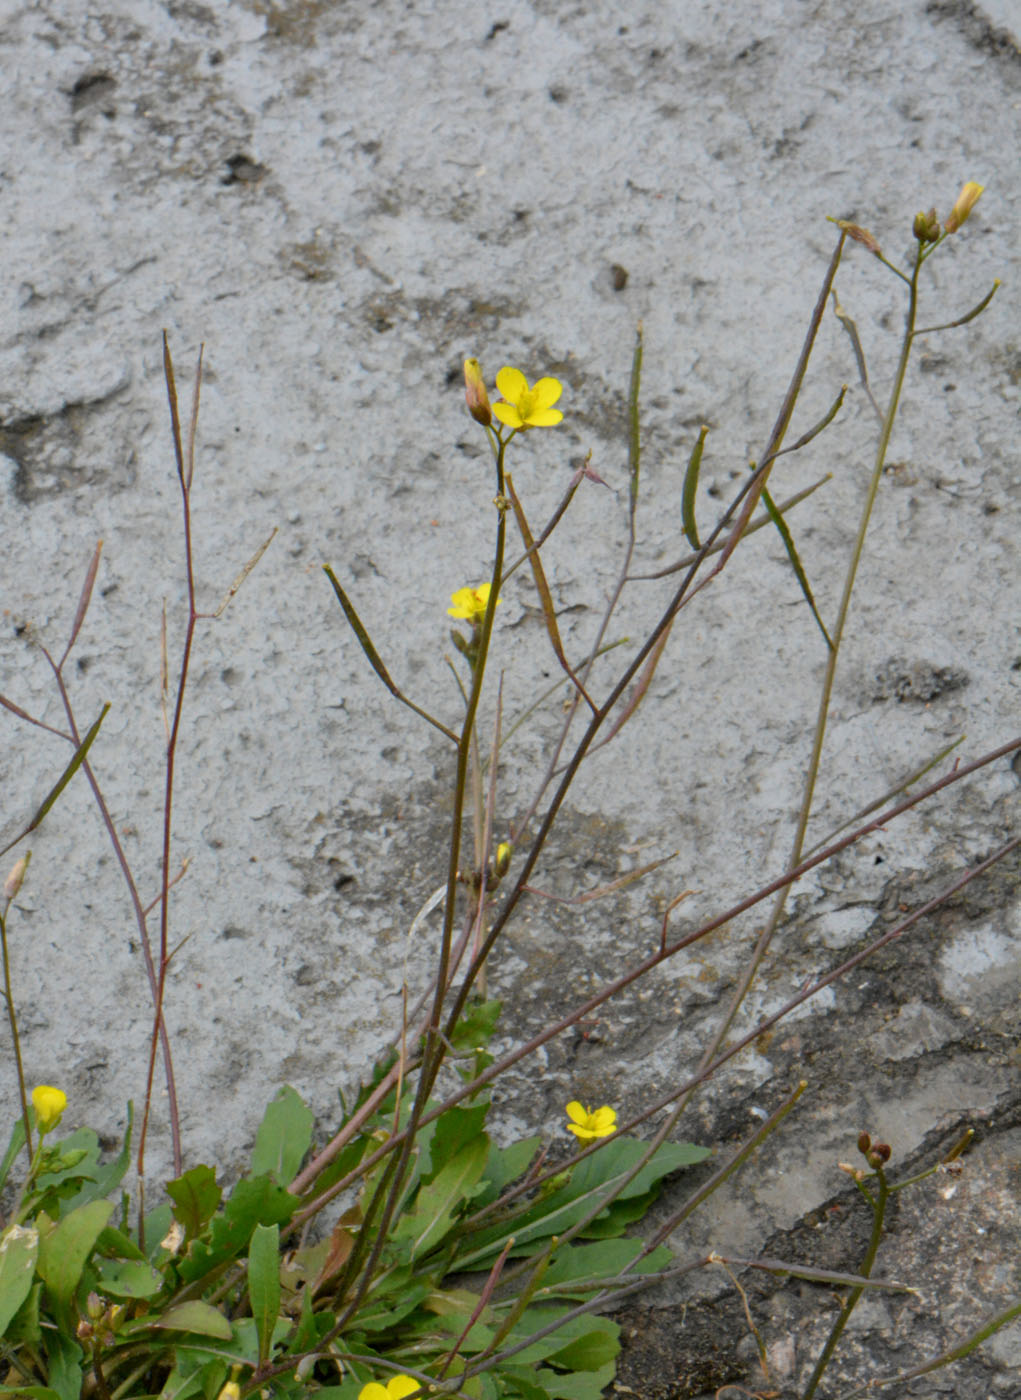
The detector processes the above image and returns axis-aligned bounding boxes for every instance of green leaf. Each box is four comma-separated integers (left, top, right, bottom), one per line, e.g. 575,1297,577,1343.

0,1389,61,1399
425,1103,489,1182
4,1278,42,1345
61,1103,134,1213
759,480,833,649
488,1306,617,1368
537,1238,671,1298
577,1188,660,1237
34,1127,101,1204
0,1120,27,1196
453,1138,708,1271
323,566,456,744
0,1223,39,1336
143,1203,175,1261
506,477,597,714
175,1317,291,1369
36,1198,113,1326
498,1367,548,1400
534,1361,618,1399
450,999,502,1054
155,1361,209,1400
92,1254,164,1299
155,1300,233,1339
0,703,109,857
474,1135,542,1209
167,1164,222,1241
351,1281,429,1333
251,1086,314,1183
248,1222,280,1366
95,1223,147,1262
681,425,709,550
546,1316,619,1371
285,1285,331,1355
176,1175,296,1285
393,1137,489,1260
42,1329,82,1400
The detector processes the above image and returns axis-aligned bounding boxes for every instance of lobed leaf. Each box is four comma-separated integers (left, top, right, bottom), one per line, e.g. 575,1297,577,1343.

175,1176,297,1284
166,1164,222,1241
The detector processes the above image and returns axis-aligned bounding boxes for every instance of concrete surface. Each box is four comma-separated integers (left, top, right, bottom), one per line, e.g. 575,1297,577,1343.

1,0,1018,1392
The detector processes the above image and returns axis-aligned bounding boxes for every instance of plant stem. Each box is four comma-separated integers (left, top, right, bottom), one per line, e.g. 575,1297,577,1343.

0,904,33,1160
691,240,926,1081
802,1166,890,1399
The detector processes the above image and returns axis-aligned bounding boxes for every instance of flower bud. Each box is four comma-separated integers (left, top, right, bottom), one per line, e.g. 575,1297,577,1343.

495,842,513,878
4,855,28,901
31,1084,67,1135
464,358,492,426
944,182,984,234
868,1141,892,1166
913,208,941,243
857,1131,871,1155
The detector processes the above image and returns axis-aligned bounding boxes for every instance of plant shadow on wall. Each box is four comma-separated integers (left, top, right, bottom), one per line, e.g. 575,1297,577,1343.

1,183,1018,1400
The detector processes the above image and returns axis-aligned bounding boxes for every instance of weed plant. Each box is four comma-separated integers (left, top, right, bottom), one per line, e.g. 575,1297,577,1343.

1,188,1017,1400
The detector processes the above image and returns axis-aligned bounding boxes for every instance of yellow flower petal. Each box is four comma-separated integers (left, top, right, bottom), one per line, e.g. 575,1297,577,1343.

531,378,563,410
495,366,528,402
387,1379,421,1400
448,583,498,621
358,1385,390,1400
31,1085,67,1134
525,407,563,427
565,1100,616,1139
493,367,564,430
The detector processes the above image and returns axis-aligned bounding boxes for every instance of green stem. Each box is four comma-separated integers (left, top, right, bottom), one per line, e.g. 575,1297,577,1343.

328,434,509,1324
696,240,925,1070
802,1167,890,1399
0,904,33,1161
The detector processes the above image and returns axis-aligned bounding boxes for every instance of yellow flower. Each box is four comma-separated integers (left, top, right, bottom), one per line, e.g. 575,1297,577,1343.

358,1378,421,1400
492,367,563,430
944,182,984,233
566,1101,617,1140
31,1085,67,1134
464,357,492,426
448,583,499,622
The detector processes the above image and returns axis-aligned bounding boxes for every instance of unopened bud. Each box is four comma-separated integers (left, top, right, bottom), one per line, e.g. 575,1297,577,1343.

86,1292,106,1321
857,1131,871,1155
4,855,28,901
495,842,513,878
913,208,941,243
464,358,492,426
868,1141,892,1166
836,220,882,256
944,181,984,234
